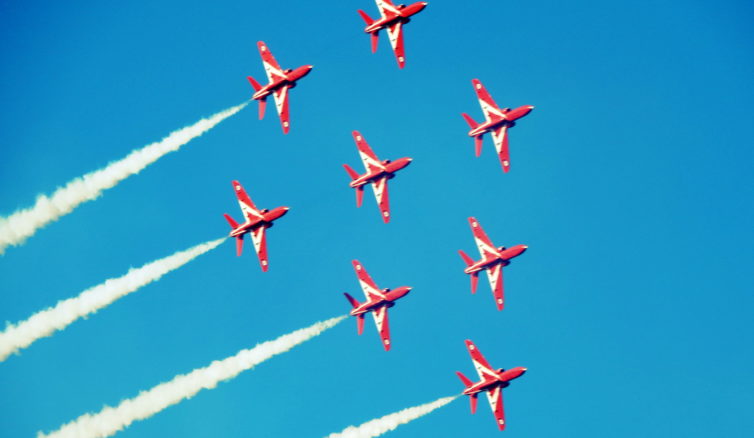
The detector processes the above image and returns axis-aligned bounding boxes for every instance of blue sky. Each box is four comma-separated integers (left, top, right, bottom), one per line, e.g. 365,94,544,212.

1,1,753,436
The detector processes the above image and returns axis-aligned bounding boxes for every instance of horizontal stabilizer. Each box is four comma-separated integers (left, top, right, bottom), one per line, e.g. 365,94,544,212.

456,371,474,387
258,98,266,120
223,213,240,229
247,75,263,92
344,292,361,308
355,186,364,207
343,163,360,180
461,113,479,129
357,9,374,25
371,31,379,53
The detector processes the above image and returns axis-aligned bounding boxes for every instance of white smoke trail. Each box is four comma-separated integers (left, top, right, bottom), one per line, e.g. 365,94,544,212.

0,238,226,361
0,102,247,255
38,315,346,438
326,395,458,438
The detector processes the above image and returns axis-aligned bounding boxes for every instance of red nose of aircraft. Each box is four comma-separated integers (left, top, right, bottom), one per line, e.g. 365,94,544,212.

499,366,527,381
388,286,412,301
401,2,428,16
292,65,314,80
266,206,290,221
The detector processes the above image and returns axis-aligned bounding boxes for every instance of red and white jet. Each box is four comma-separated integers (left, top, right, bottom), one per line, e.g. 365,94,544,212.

458,217,527,311
246,41,313,134
456,339,527,430
343,130,412,223
461,79,534,172
357,0,428,69
222,180,289,272
344,260,411,351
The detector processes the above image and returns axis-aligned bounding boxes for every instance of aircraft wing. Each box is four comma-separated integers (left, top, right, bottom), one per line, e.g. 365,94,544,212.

472,79,505,123
468,217,499,259
352,260,386,301
250,226,269,271
371,176,391,223
371,305,392,350
376,0,400,18
490,124,511,172
386,21,406,68
272,85,291,134
257,41,286,83
485,263,505,310
352,131,385,173
233,180,263,221
485,385,506,430
465,339,498,381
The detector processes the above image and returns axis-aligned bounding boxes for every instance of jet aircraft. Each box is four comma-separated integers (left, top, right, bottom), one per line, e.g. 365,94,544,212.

246,41,313,134
357,0,428,68
343,130,412,223
459,217,527,310
456,340,527,430
461,79,534,172
344,260,411,351
223,180,289,272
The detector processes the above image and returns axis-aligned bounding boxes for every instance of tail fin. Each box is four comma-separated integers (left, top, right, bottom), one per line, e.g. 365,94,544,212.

459,250,478,293
247,76,262,92
343,164,360,180
247,76,266,119
344,293,365,335
235,236,244,257
355,186,364,207
457,371,478,413
224,214,240,229
371,31,379,53
257,98,266,120
461,113,479,129
357,9,374,25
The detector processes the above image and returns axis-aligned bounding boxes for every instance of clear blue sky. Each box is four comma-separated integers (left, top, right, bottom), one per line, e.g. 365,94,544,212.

1,1,753,437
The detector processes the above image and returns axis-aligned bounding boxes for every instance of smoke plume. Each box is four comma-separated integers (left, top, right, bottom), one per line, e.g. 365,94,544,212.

38,316,346,438
0,238,226,361
0,102,247,254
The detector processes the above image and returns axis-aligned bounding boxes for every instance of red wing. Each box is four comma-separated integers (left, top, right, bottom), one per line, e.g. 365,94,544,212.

257,41,285,83
471,79,505,122
232,180,263,221
486,263,505,311
464,339,497,381
485,385,506,430
371,305,391,350
272,85,291,134
468,217,498,259
352,260,385,301
352,131,385,173
376,0,400,17
386,21,406,68
371,176,391,223
491,124,510,172
250,226,269,272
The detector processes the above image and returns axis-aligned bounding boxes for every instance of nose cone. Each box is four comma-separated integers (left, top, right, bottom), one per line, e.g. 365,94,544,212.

268,206,290,221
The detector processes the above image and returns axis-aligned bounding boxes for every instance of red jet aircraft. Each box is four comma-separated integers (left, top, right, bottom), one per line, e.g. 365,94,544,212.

459,217,527,310
461,79,534,172
343,130,412,223
357,0,428,68
344,260,411,351
456,339,527,430
223,180,289,272
246,41,313,134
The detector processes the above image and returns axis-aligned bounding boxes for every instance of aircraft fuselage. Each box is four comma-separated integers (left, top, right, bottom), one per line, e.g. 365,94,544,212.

349,158,412,188
363,2,428,33
252,65,314,100
463,367,527,396
349,286,411,315
464,244,528,274
228,206,289,238
467,105,534,138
